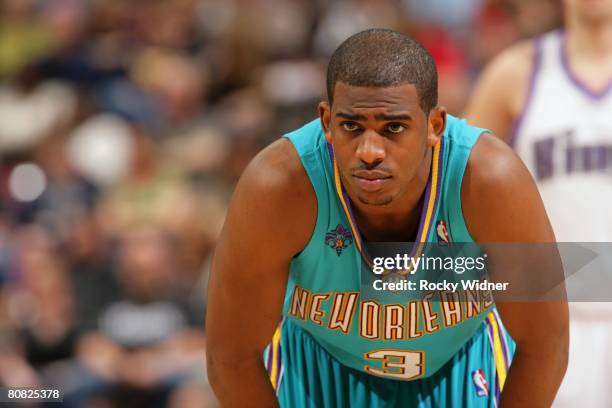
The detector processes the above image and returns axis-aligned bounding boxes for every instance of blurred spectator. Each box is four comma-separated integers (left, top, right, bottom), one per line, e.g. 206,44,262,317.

65,211,119,332
77,226,206,407
0,224,79,391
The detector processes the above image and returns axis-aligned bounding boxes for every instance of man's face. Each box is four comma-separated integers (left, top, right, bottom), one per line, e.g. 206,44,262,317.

319,82,444,207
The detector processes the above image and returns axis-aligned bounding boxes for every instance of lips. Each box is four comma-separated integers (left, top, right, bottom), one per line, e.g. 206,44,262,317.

352,170,391,180
352,171,392,192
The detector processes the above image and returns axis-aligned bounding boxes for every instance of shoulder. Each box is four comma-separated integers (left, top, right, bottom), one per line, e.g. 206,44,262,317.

240,137,310,193
461,133,553,242
477,39,536,100
464,39,538,141
482,39,539,115
462,132,525,190
484,39,535,84
223,137,317,255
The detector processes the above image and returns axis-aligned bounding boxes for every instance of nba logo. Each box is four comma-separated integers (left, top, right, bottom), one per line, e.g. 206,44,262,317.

472,369,489,397
436,220,450,244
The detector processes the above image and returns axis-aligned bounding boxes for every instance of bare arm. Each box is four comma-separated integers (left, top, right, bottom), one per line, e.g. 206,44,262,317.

463,134,569,407
205,139,316,407
463,41,535,143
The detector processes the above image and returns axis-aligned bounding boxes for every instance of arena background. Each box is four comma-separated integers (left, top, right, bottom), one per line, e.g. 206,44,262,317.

0,0,563,407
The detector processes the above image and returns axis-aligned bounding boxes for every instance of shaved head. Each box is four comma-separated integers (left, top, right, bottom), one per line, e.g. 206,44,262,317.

326,28,438,113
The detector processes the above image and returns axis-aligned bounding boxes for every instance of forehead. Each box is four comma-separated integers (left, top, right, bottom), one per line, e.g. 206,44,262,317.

332,82,422,114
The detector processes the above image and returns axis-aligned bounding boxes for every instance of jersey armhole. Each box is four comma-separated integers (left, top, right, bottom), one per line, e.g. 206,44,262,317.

281,134,328,260
444,130,491,243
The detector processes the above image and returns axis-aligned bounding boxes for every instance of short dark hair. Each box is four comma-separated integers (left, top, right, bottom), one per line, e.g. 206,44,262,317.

326,28,438,113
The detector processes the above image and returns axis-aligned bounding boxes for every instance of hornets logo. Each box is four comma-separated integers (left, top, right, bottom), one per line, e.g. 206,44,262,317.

325,224,353,256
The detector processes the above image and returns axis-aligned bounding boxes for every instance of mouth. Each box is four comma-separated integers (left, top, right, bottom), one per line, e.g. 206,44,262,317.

352,174,392,192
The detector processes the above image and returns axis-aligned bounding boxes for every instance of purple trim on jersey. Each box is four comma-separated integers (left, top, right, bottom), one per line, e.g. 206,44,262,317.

485,319,495,352
430,136,445,232
415,174,432,240
275,341,283,389
495,378,501,405
559,30,612,100
485,317,502,403
509,38,543,148
493,310,510,369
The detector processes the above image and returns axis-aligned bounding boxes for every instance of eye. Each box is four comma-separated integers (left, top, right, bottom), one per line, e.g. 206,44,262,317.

342,122,360,132
387,123,405,134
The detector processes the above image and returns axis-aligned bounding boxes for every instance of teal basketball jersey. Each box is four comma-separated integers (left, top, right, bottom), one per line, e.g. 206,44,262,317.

265,116,510,391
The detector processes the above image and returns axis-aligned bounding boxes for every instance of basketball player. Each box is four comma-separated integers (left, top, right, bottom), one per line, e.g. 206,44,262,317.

207,29,568,407
465,1,612,406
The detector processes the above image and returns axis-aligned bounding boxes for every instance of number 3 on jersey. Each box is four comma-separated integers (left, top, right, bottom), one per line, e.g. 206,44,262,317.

364,349,425,380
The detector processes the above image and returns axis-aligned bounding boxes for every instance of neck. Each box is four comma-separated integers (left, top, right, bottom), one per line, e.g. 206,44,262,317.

566,15,612,57
350,148,432,242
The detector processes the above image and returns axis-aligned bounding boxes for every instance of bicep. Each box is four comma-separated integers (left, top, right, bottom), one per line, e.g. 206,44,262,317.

207,215,290,364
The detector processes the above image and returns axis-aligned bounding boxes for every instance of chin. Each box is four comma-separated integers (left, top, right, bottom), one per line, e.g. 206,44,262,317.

357,193,394,206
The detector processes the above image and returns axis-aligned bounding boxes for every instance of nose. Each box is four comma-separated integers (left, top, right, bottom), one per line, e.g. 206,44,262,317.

355,130,386,168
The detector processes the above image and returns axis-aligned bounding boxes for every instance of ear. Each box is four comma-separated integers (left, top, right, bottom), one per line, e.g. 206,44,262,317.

318,101,332,144
426,107,446,147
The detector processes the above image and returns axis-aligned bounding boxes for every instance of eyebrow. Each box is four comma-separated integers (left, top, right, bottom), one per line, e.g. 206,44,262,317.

336,112,366,121
375,114,413,121
336,112,413,122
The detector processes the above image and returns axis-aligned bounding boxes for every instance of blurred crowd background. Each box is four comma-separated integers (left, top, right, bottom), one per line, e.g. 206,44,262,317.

0,0,562,406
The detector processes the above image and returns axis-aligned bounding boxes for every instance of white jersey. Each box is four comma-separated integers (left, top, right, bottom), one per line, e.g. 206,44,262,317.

513,30,612,242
